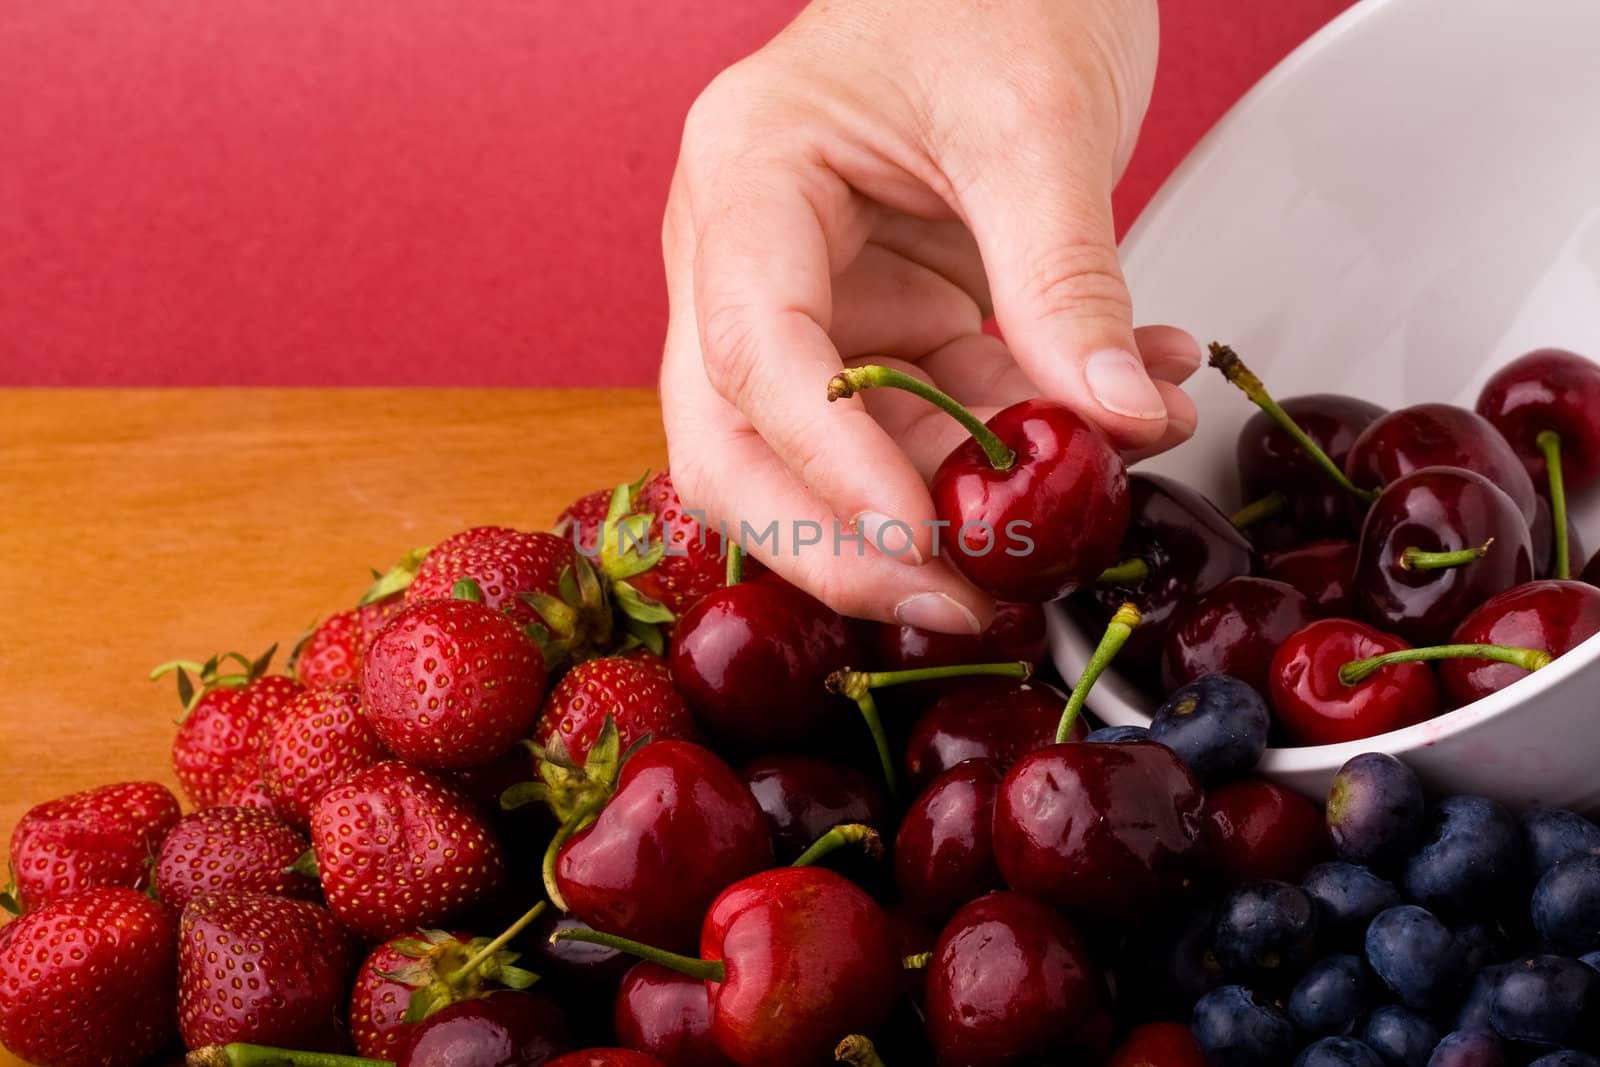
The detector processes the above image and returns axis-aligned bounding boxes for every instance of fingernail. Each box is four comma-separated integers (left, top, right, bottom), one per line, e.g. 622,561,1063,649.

1085,349,1166,420
894,592,982,635
856,512,924,566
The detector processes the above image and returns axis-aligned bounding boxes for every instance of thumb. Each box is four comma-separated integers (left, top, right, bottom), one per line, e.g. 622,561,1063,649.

958,138,1168,450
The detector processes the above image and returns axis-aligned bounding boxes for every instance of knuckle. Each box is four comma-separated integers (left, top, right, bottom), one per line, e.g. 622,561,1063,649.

697,302,763,407
1020,243,1131,322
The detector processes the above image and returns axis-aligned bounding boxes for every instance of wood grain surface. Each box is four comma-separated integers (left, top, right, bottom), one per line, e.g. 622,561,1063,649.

0,390,667,1056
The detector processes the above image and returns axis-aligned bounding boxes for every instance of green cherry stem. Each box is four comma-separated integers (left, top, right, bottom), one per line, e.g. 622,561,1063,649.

1538,430,1571,579
1399,539,1493,571
447,900,546,987
1056,603,1141,743
1208,343,1377,504
549,927,725,983
186,1045,391,1067
1097,557,1150,584
791,823,883,868
541,805,601,913
725,541,744,586
835,1035,889,1067
828,365,1017,471
1339,643,1553,686
901,952,932,970
1230,490,1289,530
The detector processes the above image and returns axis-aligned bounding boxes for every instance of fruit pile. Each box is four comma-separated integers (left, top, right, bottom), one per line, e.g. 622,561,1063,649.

0,346,1598,1067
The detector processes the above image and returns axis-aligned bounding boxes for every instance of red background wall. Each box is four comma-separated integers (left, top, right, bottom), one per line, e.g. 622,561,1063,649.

0,0,1355,386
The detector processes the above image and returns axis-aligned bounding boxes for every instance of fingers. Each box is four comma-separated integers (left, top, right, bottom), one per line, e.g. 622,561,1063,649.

1132,324,1203,385
1120,381,1199,465
828,244,983,360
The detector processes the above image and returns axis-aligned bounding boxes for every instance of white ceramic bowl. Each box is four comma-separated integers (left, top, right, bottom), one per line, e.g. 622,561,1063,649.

1048,0,1600,813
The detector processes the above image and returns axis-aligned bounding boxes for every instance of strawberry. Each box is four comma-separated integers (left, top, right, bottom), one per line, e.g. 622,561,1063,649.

152,806,318,910
405,526,577,629
221,775,278,813
177,890,359,1051
5,780,181,914
362,598,545,769
554,486,613,555
350,924,538,1059
0,887,179,1067
626,471,732,617
534,652,697,766
158,646,305,808
261,681,388,829
311,760,506,941
290,593,409,690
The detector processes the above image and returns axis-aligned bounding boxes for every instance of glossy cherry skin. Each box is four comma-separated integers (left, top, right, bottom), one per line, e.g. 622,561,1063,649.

1204,779,1332,884
1439,579,1600,706
992,741,1206,921
1161,577,1317,696
669,581,858,750
1265,539,1358,617
1532,494,1588,579
926,891,1111,1066
1477,347,1600,490
903,677,1084,792
895,759,1004,922
1354,466,1534,645
555,741,773,952
931,398,1130,602
701,867,900,1067
397,991,574,1067
872,600,1048,675
1104,1021,1208,1067
613,962,736,1067
1238,393,1387,538
1345,402,1538,523
546,1053,665,1067
740,754,889,865
1077,473,1258,669
1269,618,1440,746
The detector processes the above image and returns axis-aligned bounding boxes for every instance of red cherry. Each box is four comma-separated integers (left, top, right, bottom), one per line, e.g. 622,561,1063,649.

925,891,1111,1066
1268,618,1439,746
613,962,737,1067
903,677,1085,792
1477,348,1600,490
546,1051,665,1067
992,741,1206,921
1264,539,1358,617
1345,402,1538,524
740,754,890,865
669,581,857,750
894,759,1005,923
1237,392,1387,539
1353,466,1534,644
554,741,773,952
1439,579,1600,706
1204,778,1331,884
872,600,1048,678
1161,577,1317,696
1104,1021,1208,1067
396,991,575,1067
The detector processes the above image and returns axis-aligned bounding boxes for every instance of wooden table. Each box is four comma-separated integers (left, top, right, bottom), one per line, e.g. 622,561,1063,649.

0,390,666,1057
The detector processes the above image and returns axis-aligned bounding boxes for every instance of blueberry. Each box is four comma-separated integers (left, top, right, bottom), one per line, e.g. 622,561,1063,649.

1303,862,1404,949
1453,922,1511,973
1528,1054,1600,1067
1365,905,1466,1011
1326,753,1425,870
1295,1036,1385,1067
1192,984,1299,1066
1403,796,1527,922
1456,966,1508,1032
1084,724,1151,744
1521,808,1600,878
1532,856,1600,955
1426,1030,1506,1067
1488,955,1600,1050
1213,880,1320,987
1362,1005,1440,1067
1289,954,1373,1036
1147,674,1270,785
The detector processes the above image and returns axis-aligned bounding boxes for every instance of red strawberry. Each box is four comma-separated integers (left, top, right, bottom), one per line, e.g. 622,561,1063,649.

406,526,577,629
5,781,181,913
626,471,731,617
161,648,305,808
350,925,539,1059
152,807,318,910
0,887,179,1067
291,593,412,690
311,760,506,941
177,890,359,1050
362,599,545,769
534,652,697,765
261,682,388,829
221,775,277,813
554,487,613,555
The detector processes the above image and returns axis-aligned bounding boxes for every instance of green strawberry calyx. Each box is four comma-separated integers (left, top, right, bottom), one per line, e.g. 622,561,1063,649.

150,644,280,719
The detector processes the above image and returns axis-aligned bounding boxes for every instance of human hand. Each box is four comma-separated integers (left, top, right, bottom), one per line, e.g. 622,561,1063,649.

659,0,1201,633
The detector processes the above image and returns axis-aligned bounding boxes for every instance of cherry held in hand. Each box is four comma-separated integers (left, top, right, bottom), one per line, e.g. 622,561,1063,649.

828,366,1130,602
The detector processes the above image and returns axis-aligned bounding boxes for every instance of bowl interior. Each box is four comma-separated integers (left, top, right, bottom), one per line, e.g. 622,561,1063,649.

1050,0,1600,735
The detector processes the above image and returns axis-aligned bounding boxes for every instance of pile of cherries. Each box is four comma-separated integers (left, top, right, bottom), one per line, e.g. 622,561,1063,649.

1,344,1598,1067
